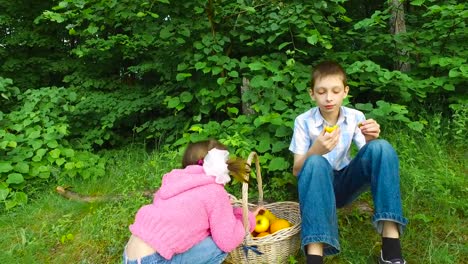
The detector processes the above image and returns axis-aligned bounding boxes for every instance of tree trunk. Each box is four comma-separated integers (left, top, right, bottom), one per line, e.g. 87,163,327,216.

389,0,411,72
241,77,255,115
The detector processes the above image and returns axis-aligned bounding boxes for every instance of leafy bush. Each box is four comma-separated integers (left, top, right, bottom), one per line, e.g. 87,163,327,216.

0,86,106,210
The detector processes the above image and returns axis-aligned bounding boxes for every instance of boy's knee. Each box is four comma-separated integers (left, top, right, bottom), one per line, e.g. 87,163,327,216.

299,155,332,184
303,155,329,169
367,139,396,154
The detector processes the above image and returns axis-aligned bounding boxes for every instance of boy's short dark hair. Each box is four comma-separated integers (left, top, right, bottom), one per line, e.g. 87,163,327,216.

311,61,347,88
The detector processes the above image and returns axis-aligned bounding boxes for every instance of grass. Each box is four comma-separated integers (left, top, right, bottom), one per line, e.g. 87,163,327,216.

0,129,466,264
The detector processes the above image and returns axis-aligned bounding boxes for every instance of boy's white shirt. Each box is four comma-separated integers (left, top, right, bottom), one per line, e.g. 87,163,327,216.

289,106,366,171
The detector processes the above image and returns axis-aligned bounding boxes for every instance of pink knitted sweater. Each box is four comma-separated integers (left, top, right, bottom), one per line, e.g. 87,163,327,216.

129,165,256,260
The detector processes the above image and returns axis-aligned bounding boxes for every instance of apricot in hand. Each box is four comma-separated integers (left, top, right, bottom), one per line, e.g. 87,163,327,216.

325,125,338,133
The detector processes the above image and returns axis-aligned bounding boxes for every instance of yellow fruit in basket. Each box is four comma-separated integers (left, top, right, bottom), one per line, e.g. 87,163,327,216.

256,231,270,238
259,209,277,222
269,218,291,234
254,215,270,233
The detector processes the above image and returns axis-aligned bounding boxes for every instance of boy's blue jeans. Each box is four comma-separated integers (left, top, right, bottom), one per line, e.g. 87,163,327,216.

297,139,408,256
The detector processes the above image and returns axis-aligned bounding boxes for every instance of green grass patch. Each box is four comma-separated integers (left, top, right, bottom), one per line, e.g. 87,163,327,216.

0,133,466,263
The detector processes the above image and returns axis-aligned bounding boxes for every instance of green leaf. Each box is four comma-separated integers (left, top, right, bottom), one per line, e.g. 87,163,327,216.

14,162,29,174
0,162,14,173
5,200,17,210
275,126,290,137
410,0,425,6
0,185,9,200
307,35,318,45
243,6,256,13
13,192,28,206
7,141,17,148
217,77,227,85
257,139,271,153
62,148,75,157
167,97,180,108
443,83,455,91
228,71,239,78
47,140,59,148
248,61,264,71
194,62,207,70
271,141,289,153
176,73,192,81
407,121,424,132
194,7,204,14
448,69,460,78
160,27,172,39
49,148,61,159
64,162,75,170
180,92,193,103
212,66,223,75
7,173,24,184
28,130,41,139
57,125,68,135
278,42,291,50
227,107,239,115
87,25,99,34
56,158,66,166
268,157,288,171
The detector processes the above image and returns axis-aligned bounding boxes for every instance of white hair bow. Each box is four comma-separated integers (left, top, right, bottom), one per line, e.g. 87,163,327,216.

203,148,230,185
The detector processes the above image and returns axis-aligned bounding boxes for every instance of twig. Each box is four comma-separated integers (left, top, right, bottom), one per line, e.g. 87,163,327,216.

55,186,153,203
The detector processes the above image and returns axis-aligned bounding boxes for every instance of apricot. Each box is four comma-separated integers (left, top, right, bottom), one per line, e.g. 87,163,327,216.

325,125,338,133
258,209,277,222
254,215,270,233
256,231,270,238
269,218,291,233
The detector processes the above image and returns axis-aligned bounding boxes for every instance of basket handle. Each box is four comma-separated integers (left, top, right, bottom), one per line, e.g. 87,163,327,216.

241,151,263,234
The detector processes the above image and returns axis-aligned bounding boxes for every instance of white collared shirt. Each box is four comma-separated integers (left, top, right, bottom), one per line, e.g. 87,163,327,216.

289,106,366,170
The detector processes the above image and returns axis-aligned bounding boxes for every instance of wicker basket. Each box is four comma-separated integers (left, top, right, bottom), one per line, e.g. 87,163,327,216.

224,152,301,264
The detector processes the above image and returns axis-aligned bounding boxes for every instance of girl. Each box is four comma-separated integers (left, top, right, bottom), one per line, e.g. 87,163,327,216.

123,139,263,264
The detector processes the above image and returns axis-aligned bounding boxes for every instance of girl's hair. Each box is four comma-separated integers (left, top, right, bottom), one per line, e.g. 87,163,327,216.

311,60,347,88
182,139,250,183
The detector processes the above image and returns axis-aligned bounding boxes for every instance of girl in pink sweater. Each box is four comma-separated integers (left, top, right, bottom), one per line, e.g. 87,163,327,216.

123,139,263,264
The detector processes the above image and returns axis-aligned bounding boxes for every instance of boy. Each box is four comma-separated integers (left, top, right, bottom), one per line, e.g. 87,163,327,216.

289,61,408,264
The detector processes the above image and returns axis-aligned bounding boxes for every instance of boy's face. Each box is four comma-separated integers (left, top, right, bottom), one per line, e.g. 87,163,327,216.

309,74,349,116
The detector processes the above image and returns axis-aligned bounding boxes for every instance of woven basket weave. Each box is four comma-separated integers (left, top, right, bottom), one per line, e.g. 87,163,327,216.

224,152,301,264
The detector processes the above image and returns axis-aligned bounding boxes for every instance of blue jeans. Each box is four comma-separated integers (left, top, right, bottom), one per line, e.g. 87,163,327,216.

297,139,408,256
122,236,227,264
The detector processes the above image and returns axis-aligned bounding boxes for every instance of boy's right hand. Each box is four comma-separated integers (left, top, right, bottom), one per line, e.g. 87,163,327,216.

312,126,340,155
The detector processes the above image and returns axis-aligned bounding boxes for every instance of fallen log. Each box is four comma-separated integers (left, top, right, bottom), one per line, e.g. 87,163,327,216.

55,186,153,203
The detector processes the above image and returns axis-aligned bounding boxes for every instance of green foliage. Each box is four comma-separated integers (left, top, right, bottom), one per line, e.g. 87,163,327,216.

1,0,466,207
448,102,468,145
0,77,20,107
0,86,106,210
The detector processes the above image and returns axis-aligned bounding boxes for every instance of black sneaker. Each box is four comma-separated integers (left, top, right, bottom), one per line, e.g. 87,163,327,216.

378,251,406,264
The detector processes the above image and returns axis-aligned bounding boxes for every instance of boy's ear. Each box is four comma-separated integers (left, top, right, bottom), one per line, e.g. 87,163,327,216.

343,86,349,97
308,88,316,101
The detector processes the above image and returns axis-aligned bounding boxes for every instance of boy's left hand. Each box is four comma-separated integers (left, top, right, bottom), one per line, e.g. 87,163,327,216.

359,119,380,142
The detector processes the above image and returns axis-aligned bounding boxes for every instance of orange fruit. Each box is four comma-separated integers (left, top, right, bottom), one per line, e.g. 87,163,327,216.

256,231,270,238
269,218,291,233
